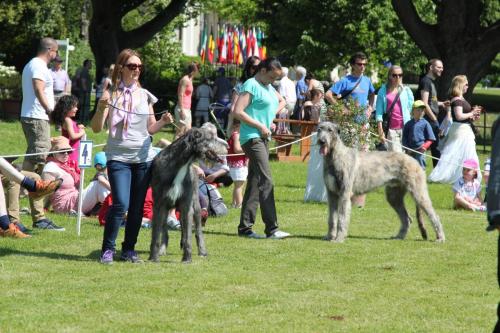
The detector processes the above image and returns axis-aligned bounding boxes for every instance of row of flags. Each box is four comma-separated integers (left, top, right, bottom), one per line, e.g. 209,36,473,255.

200,25,267,65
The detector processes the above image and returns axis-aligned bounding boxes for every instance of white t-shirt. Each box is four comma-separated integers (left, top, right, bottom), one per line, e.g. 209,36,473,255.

21,57,54,120
278,76,297,104
452,177,481,201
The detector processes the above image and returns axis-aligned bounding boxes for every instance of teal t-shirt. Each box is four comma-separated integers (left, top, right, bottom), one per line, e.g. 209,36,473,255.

239,77,278,145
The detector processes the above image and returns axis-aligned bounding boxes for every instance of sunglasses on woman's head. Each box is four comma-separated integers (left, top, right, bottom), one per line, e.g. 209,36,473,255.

125,63,143,71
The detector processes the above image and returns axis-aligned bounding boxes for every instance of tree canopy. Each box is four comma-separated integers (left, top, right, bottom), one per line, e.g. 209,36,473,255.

255,0,499,95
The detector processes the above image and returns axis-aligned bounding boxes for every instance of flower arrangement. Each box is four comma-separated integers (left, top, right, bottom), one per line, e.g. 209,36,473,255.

0,62,21,100
324,98,373,149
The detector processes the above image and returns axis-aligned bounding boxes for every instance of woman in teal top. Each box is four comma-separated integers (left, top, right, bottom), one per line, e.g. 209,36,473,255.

233,57,290,240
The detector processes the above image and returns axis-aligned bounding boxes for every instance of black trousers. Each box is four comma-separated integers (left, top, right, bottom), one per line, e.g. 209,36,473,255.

238,138,279,236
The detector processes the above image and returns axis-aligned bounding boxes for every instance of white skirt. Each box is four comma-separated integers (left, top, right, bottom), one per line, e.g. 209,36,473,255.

229,166,248,182
304,132,328,202
428,122,480,184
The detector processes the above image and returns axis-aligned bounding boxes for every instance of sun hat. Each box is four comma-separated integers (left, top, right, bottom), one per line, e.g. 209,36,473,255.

463,159,479,170
50,136,72,152
93,151,107,167
412,100,426,109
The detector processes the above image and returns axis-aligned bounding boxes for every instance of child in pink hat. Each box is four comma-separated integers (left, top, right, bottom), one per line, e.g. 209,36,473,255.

452,158,486,211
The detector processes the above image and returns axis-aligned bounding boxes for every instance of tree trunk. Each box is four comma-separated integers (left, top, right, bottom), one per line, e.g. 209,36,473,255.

392,0,500,100
89,0,189,82
89,1,123,82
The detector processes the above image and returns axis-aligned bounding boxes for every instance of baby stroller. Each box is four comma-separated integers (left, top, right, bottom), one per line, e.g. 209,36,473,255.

209,102,229,139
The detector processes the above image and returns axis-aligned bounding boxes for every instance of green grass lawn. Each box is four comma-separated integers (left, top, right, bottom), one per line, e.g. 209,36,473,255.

0,120,499,332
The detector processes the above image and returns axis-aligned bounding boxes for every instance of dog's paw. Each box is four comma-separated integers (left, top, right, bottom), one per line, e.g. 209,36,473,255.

333,237,345,243
148,256,160,263
435,237,445,243
391,234,405,240
198,251,208,257
322,234,334,241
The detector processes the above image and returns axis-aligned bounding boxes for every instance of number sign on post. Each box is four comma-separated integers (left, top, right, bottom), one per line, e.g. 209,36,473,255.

78,140,93,168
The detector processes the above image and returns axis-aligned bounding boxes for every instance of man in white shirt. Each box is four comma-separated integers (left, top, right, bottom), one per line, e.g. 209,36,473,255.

21,37,58,174
278,67,297,116
50,55,71,102
277,67,297,134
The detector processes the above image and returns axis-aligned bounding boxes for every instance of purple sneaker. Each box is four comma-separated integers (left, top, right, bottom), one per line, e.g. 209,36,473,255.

120,250,143,263
100,249,114,265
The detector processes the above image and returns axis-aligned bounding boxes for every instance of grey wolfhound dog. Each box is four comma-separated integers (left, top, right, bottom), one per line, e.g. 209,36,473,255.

149,124,228,262
316,122,445,243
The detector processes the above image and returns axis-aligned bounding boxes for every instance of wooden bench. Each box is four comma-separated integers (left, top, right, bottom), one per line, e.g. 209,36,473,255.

272,119,318,162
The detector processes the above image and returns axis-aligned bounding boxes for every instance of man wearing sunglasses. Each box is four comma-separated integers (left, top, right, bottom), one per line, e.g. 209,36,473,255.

21,37,59,176
325,52,375,113
325,51,375,208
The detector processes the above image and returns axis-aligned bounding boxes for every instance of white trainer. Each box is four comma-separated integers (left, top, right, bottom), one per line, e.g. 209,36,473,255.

166,216,181,230
268,230,291,239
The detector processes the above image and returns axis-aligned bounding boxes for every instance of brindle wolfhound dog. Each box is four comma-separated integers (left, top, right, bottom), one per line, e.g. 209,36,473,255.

149,125,228,262
316,122,445,243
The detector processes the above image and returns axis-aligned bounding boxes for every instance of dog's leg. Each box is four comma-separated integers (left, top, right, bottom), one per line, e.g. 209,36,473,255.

413,192,445,242
324,192,338,241
335,193,352,243
192,194,207,257
159,213,169,256
415,206,428,240
180,203,193,263
407,177,445,242
149,201,167,262
385,186,411,240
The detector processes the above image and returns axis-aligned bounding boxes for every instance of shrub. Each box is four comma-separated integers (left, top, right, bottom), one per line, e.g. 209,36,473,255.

0,62,21,100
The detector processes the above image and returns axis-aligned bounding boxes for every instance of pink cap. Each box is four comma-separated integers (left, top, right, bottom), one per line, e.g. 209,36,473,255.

463,159,479,170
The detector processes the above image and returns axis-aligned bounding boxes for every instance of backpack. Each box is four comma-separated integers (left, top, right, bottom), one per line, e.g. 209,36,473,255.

199,181,228,217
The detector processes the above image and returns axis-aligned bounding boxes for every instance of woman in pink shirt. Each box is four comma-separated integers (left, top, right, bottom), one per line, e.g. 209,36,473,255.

375,65,414,152
174,63,198,139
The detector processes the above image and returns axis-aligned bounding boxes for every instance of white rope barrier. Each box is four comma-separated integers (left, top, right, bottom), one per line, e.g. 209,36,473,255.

368,130,482,172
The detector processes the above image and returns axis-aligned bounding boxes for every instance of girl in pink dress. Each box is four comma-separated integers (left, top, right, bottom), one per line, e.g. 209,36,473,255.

50,95,86,163
227,120,248,208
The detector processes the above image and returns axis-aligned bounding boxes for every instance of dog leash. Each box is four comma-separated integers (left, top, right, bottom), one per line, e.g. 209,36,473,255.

368,131,481,172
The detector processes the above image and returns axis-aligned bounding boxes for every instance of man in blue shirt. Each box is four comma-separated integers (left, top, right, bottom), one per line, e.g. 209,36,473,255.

325,51,375,118
292,66,308,120
325,52,375,208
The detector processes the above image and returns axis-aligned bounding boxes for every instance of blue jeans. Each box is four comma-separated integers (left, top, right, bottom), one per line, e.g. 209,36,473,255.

409,151,426,170
102,160,152,252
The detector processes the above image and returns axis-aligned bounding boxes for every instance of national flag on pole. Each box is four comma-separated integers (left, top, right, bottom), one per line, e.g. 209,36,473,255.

246,28,253,58
208,31,215,64
240,28,247,62
234,27,242,64
261,46,267,60
199,24,208,63
227,27,233,64
218,25,228,64
252,27,259,57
